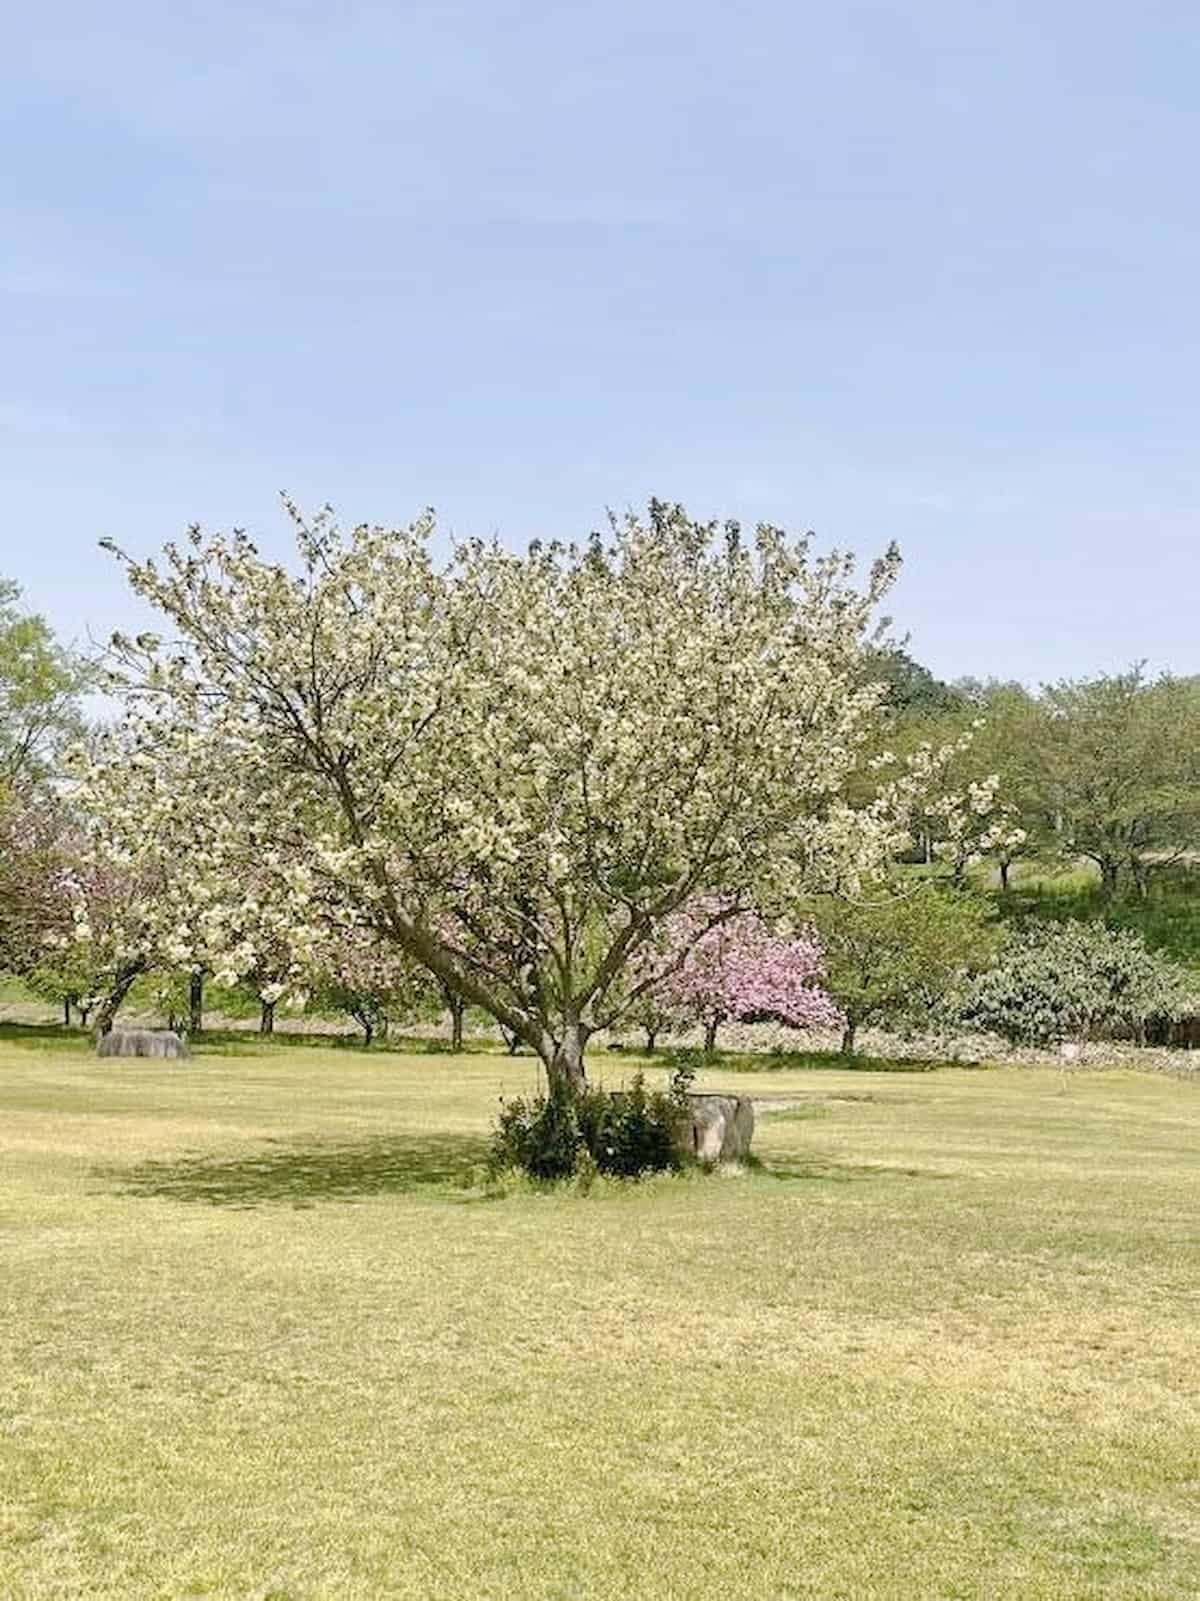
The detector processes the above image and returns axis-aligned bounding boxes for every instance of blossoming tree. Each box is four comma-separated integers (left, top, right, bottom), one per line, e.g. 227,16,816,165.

629,900,840,1051
85,498,964,1085
0,790,76,1006
311,922,438,1045
35,847,166,1033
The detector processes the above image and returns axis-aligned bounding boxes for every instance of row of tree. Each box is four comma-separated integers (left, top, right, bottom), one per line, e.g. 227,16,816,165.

1,501,1197,1072
876,656,1200,900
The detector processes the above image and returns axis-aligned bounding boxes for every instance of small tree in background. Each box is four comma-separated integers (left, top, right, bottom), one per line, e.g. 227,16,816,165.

439,980,468,1052
958,921,1192,1048
1032,669,1200,900
0,578,89,1001
312,927,438,1046
6,814,175,1034
879,706,1029,884
0,790,74,1001
924,769,1027,890
0,577,88,790
630,900,840,1052
806,883,1001,1054
956,683,1051,891
623,988,679,1053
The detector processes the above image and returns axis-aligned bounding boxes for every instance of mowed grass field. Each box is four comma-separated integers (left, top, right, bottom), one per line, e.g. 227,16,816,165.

1,1038,1197,1599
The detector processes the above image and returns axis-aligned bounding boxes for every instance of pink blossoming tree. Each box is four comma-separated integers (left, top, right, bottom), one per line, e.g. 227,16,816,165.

628,899,841,1052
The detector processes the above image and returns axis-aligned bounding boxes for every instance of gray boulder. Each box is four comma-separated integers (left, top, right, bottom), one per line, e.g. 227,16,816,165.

96,1028,191,1061
675,1093,755,1164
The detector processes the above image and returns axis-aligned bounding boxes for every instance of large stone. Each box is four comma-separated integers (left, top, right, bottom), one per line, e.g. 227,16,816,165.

675,1093,755,1164
96,1028,191,1061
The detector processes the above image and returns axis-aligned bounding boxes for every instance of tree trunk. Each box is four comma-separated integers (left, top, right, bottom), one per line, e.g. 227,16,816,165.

1130,858,1150,900
644,1029,657,1052
447,991,465,1052
63,996,72,1027
546,1021,588,1089
189,971,204,1036
1099,860,1120,901
259,999,275,1035
501,1026,521,1056
704,1018,718,1053
840,1019,857,1055
95,965,142,1037
354,1011,374,1047
999,860,1011,894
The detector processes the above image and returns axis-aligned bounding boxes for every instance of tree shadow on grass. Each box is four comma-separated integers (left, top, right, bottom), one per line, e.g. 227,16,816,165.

99,1132,492,1209
0,1020,91,1051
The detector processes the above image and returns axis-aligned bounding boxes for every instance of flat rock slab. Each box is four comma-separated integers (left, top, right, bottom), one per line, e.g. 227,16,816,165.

677,1093,755,1164
97,1029,191,1061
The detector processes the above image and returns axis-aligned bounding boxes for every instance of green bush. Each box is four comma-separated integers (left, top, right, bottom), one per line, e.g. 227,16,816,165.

491,1067,694,1182
578,1073,681,1177
491,1076,582,1181
958,922,1193,1047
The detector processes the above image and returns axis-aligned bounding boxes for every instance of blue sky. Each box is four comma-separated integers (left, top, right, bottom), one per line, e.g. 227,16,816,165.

3,1,1198,684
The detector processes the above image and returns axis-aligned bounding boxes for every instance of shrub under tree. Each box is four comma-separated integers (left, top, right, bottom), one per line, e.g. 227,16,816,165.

491,1067,695,1182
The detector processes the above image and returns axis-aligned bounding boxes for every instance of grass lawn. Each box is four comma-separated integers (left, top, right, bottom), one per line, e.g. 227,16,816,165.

1,1037,1197,1599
